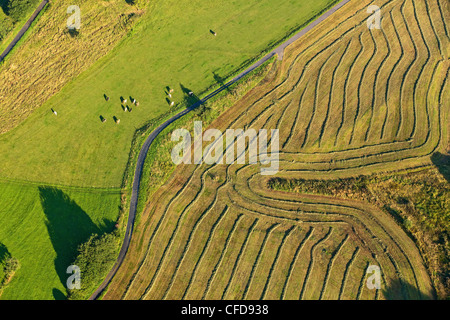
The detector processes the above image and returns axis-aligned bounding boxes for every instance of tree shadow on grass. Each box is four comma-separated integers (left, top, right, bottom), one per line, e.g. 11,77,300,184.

52,288,67,300
66,28,79,38
0,242,11,264
213,71,231,93
431,152,450,183
39,187,114,293
382,278,435,300
0,1,9,15
180,83,201,108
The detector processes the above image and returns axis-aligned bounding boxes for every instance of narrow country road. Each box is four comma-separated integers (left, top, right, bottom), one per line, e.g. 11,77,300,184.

89,0,351,300
0,0,49,63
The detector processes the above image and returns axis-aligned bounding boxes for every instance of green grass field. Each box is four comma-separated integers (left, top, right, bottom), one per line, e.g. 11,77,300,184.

0,181,121,299
0,0,340,299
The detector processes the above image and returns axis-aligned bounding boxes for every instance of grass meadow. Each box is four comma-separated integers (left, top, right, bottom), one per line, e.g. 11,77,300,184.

0,181,121,299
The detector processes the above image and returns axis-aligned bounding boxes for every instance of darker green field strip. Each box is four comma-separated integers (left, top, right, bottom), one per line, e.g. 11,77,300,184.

281,88,306,149
356,261,372,300
336,33,364,147
440,67,449,104
0,0,344,187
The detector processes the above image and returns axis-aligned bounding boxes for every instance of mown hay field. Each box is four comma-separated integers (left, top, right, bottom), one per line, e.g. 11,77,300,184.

104,0,448,300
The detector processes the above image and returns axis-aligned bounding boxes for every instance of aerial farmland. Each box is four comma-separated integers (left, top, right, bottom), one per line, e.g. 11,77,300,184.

0,0,448,305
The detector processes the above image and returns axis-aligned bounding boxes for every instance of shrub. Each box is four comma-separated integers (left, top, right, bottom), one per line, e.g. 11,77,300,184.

0,257,20,290
67,232,119,300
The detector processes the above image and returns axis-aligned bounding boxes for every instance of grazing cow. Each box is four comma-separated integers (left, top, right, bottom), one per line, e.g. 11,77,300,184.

170,101,175,106
136,101,140,106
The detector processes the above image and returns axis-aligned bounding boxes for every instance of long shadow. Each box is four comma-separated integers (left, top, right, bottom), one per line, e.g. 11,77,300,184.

0,1,9,15
179,83,201,107
431,152,450,182
67,29,79,38
0,242,11,264
52,288,67,300
382,278,434,300
38,187,113,293
179,83,212,119
213,71,231,93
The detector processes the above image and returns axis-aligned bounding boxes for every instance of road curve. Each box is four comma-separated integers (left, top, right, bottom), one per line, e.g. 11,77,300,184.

0,0,49,63
89,0,351,300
